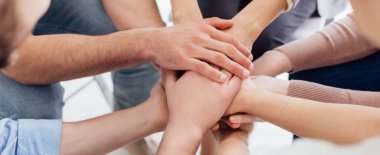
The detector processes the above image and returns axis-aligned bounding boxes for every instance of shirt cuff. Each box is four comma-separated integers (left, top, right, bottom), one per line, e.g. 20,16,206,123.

17,119,62,155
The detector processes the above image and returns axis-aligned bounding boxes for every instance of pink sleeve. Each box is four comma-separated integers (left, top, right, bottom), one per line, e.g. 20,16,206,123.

288,80,380,108
273,15,377,73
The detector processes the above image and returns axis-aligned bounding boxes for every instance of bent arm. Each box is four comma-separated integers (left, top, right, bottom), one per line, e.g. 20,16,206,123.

1,29,153,84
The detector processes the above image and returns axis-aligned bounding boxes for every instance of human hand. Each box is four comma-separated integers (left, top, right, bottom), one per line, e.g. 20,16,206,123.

224,77,272,116
148,17,254,82
252,50,293,76
224,76,289,126
163,68,242,135
145,83,169,132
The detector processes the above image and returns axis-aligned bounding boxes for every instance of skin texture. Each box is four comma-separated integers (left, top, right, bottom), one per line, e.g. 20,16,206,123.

60,84,169,155
226,78,380,144
0,1,170,155
2,18,250,84
157,69,242,155
164,0,286,154
351,0,380,48
0,0,50,67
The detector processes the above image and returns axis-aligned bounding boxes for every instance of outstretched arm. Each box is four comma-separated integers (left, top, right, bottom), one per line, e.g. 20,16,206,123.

253,15,377,77
60,84,168,155
227,79,380,144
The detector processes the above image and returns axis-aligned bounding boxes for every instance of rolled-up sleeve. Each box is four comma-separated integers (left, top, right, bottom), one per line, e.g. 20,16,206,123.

0,119,62,155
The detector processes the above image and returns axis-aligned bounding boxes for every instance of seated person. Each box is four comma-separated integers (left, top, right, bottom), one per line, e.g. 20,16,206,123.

0,3,169,154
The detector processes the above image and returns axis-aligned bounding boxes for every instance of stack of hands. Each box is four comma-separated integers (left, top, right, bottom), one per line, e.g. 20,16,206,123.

141,17,295,154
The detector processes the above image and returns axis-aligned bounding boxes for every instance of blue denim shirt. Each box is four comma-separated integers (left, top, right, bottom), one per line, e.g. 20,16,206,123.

0,119,61,155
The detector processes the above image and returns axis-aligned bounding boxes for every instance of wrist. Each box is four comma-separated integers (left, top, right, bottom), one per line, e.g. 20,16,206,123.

143,99,168,132
172,11,202,24
253,50,293,76
159,121,204,154
135,28,162,61
271,50,293,73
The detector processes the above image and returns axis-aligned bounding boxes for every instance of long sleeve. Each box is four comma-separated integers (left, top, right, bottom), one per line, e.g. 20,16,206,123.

0,119,62,155
287,80,380,107
273,15,377,73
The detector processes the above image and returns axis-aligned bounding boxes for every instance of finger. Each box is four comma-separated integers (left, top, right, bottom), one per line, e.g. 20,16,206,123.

193,48,250,79
248,54,254,61
187,59,227,83
161,69,177,88
208,27,251,57
229,115,255,124
202,37,253,71
225,121,242,129
228,75,243,90
204,17,233,30
211,123,220,131
221,69,233,82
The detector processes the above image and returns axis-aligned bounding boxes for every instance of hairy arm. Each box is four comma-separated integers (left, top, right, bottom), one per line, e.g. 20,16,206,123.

2,30,152,84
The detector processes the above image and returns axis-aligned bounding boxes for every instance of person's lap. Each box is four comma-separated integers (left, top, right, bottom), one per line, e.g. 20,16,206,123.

290,51,380,91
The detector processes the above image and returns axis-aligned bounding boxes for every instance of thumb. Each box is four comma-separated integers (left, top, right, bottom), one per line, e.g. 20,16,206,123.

204,17,234,30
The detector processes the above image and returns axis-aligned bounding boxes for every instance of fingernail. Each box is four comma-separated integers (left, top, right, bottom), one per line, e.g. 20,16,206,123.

243,69,250,78
249,63,254,72
219,74,227,81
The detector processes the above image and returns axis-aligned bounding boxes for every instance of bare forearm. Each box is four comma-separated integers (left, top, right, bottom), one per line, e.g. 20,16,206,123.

2,29,153,84
60,100,160,155
218,132,249,155
102,0,165,29
158,122,204,155
230,0,286,47
246,93,380,144
171,0,202,24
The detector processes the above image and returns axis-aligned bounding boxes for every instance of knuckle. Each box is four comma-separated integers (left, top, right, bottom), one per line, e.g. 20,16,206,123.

214,53,226,64
227,44,238,53
191,34,206,44
197,63,208,73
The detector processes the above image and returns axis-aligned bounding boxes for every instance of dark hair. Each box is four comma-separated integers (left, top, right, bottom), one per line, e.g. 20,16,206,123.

0,0,17,68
